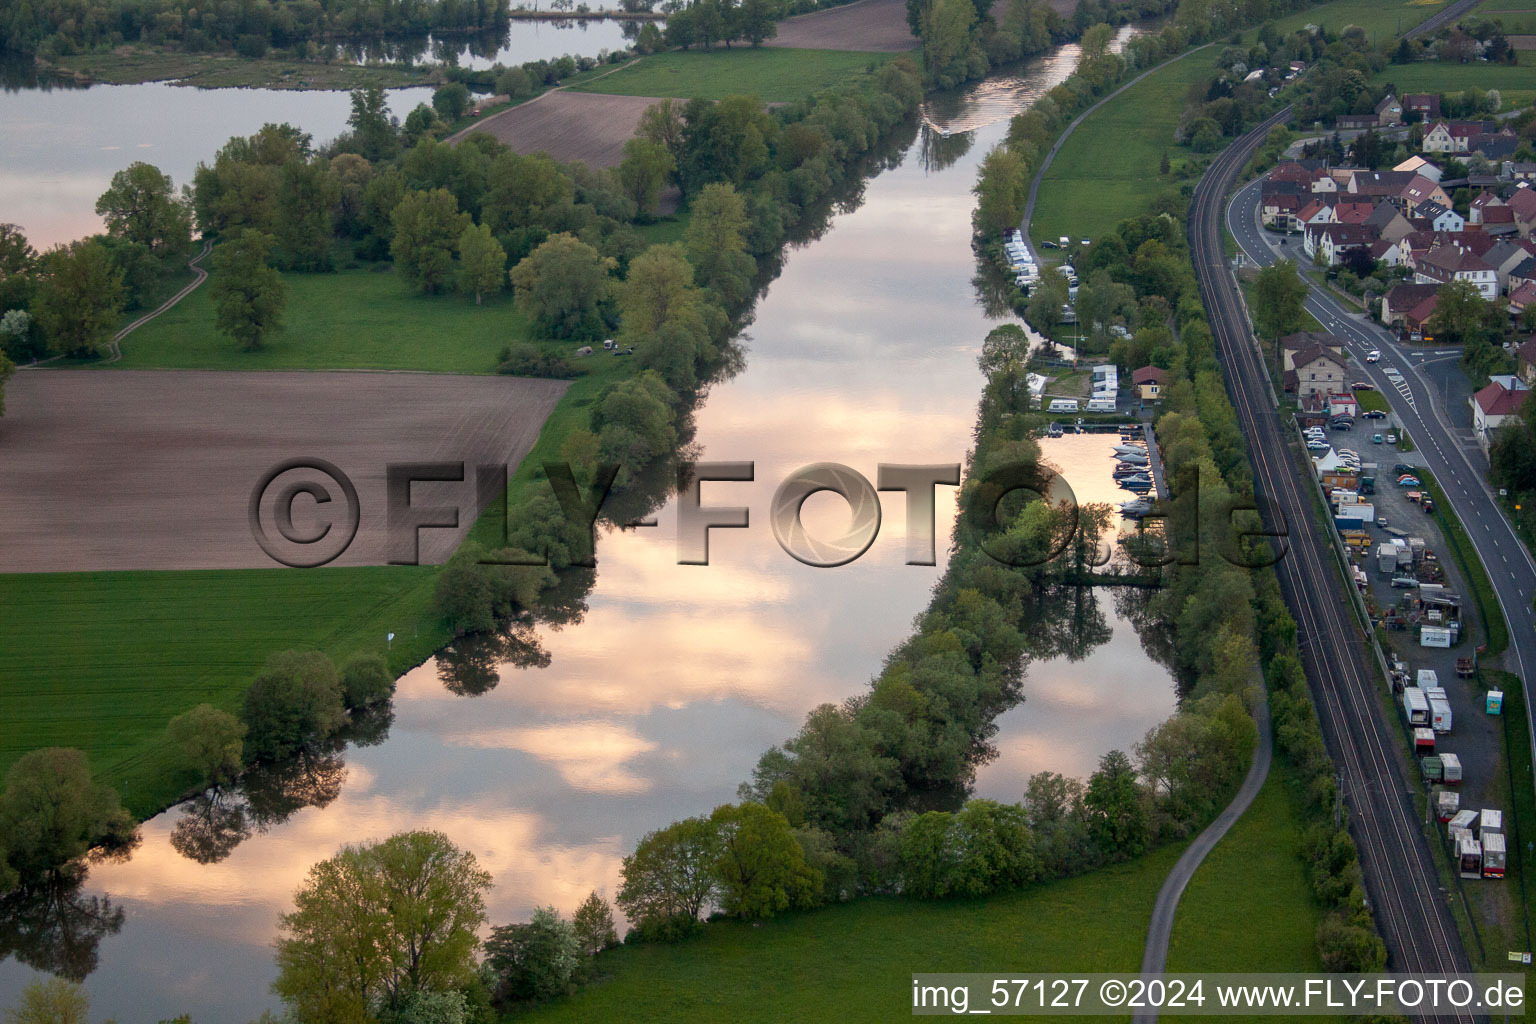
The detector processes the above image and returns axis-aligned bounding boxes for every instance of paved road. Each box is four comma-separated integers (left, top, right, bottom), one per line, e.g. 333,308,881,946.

1405,0,1484,38
1228,176,1536,811
1192,108,1477,1012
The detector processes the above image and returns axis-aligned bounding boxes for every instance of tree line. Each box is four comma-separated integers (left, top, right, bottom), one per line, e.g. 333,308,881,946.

4,0,510,60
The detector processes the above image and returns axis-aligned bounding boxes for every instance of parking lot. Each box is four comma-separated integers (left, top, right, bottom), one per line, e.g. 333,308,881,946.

1318,415,1504,829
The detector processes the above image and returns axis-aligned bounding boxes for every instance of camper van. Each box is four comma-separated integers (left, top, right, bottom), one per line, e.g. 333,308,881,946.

1085,398,1116,413
1047,399,1079,413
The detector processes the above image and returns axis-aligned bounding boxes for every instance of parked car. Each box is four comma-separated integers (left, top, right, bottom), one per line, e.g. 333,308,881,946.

1366,350,1381,362
1373,433,1383,444
1377,517,1388,528
1398,475,1421,487
1394,463,1415,475
1386,432,1398,444
1352,381,1375,390
1307,440,1330,452
1364,410,1387,420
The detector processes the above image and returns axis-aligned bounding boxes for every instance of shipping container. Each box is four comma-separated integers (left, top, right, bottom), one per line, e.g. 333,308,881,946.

1377,543,1398,574
1435,789,1460,823
1430,698,1452,734
1458,834,1483,879
1417,669,1439,689
1414,727,1435,754
1479,808,1503,837
1483,832,1506,878
1448,809,1477,842
1421,626,1452,648
1402,687,1429,725
1440,752,1462,784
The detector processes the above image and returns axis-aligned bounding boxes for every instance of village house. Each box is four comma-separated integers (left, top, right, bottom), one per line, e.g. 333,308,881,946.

1405,293,1439,336
1394,154,1442,181
1337,112,1378,130
1400,174,1451,213
1415,243,1497,298
1485,240,1536,292
1421,120,1498,154
1348,170,1415,206
1507,186,1536,237
1511,282,1536,321
1517,338,1536,385
1381,283,1440,327
1280,335,1349,397
1480,206,1518,237
1470,376,1531,453
1469,191,1505,223
1133,366,1167,402
1417,201,1464,233
1306,223,1376,265
1403,94,1440,121
1507,162,1536,184
1364,202,1413,245
1375,94,1403,127
1510,256,1536,293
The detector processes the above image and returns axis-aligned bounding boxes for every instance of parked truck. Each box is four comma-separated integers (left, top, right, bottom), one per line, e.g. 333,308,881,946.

1448,809,1477,842
1483,832,1506,879
1440,752,1462,784
1414,727,1436,755
1422,755,1443,783
1435,789,1460,823
1429,697,1453,734
1402,687,1429,726
1458,833,1483,879
1479,808,1503,837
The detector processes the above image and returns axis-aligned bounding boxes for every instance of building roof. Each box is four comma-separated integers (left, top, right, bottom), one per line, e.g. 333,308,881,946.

1293,344,1347,373
1470,191,1504,211
1318,224,1377,248
1374,94,1400,114
1351,170,1415,196
1422,244,1491,275
1483,206,1517,227
1511,282,1536,310
1334,200,1376,224
1280,331,1344,352
1384,282,1440,312
1517,337,1536,367
1406,294,1439,326
1402,175,1441,206
1419,200,1455,223
1506,186,1536,221
1474,381,1528,418
1365,203,1404,229
1133,366,1167,385
1511,257,1536,283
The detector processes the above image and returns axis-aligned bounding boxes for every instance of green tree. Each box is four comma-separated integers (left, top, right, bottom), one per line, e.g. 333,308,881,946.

210,230,287,351
972,145,1029,238
0,747,133,882
432,82,471,122
900,800,1038,898
616,816,721,931
31,240,125,358
1429,279,1492,346
922,0,980,90
2,978,90,1024
349,86,400,163
275,831,492,1022
392,189,472,294
484,906,580,1004
1081,749,1148,860
340,653,394,709
684,181,755,305
166,704,246,788
241,649,346,764
94,162,193,261
276,157,340,271
571,890,618,956
709,802,820,918
494,66,532,99
617,137,677,219
1252,259,1307,344
456,222,506,305
737,0,778,45
508,232,614,338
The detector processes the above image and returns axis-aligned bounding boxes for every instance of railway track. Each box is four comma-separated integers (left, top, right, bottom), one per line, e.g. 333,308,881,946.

1188,108,1478,1021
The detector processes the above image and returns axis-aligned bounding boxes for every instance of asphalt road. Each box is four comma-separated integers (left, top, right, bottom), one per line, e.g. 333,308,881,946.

1193,107,1477,1010
1228,175,1536,811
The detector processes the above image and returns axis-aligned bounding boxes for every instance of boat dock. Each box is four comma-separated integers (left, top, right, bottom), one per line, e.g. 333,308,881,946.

1140,422,1169,501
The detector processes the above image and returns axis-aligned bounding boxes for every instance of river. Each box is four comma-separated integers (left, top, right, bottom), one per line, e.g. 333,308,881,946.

0,26,1178,1023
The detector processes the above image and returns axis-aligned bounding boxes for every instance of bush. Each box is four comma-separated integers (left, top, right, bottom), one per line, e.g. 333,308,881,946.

485,906,580,1004
339,653,393,709
433,82,471,121
1316,914,1387,972
0,747,134,885
234,32,268,58
496,341,583,379
166,704,246,788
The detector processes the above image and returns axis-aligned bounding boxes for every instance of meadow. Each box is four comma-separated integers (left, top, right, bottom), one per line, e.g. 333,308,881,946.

569,47,894,102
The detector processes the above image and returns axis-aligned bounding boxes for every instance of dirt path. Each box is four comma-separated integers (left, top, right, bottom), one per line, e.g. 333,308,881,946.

109,238,212,362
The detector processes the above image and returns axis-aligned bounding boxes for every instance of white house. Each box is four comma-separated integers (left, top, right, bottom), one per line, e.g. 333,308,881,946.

1471,377,1530,453
1415,244,1497,298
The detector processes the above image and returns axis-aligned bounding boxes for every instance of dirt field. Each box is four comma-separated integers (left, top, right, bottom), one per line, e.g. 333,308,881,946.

768,0,919,51
458,90,663,167
0,370,567,572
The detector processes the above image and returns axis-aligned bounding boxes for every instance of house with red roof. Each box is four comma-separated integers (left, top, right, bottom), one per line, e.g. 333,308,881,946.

1471,377,1531,452
1133,366,1167,402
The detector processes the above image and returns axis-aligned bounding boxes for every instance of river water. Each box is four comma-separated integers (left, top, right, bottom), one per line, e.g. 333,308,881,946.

0,27,1178,1023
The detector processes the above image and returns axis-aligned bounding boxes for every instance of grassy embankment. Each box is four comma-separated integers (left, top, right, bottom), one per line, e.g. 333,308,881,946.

1371,52,1536,111
519,841,1186,1023
46,46,443,89
568,47,894,103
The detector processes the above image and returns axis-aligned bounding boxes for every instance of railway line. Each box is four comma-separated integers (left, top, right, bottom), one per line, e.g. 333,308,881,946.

1189,108,1477,1019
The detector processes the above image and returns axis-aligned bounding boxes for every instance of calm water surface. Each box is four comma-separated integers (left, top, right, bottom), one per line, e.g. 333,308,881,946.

0,27,1176,1022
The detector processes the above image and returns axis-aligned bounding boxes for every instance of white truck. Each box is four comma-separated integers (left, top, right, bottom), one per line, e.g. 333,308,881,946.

1402,687,1429,726
1483,832,1506,878
1429,697,1453,734
1440,752,1462,784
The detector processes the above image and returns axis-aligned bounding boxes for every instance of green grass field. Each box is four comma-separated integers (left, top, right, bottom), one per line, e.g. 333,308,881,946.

1260,0,1450,45
113,267,539,373
519,842,1189,1023
1031,51,1212,246
569,47,893,102
0,566,444,814
1372,54,1535,110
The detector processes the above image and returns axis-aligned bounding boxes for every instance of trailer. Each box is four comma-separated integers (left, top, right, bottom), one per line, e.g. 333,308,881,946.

1448,809,1477,843
1421,755,1443,784
1429,698,1453,734
1421,625,1453,648
1414,727,1436,755
1456,656,1474,677
1435,789,1460,823
1402,687,1429,726
1479,808,1503,837
1483,832,1506,879
1377,543,1399,574
1458,833,1483,879
1440,752,1462,785
1417,669,1439,689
